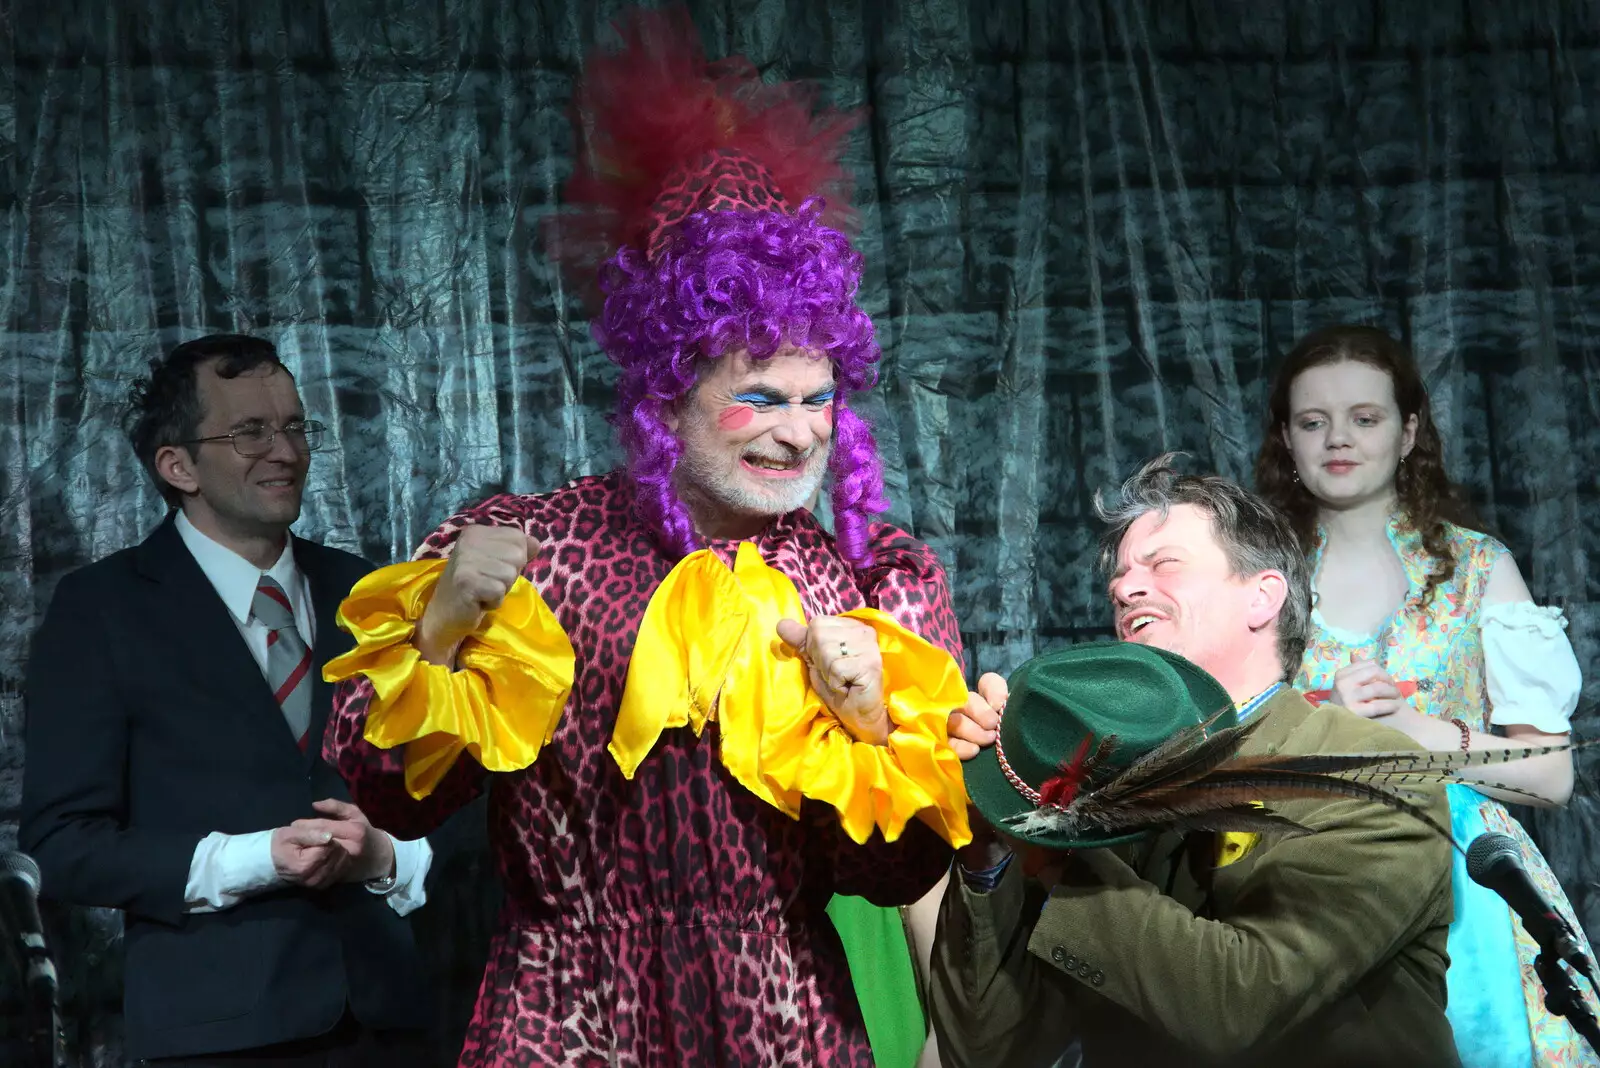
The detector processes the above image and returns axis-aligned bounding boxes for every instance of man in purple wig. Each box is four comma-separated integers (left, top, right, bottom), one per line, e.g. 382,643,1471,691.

320,10,971,1066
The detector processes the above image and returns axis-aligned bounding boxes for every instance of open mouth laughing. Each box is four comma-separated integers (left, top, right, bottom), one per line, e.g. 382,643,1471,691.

740,450,812,479
1120,607,1170,640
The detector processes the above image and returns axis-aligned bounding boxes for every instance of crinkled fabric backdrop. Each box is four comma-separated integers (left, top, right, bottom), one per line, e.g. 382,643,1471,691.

2,0,1598,1062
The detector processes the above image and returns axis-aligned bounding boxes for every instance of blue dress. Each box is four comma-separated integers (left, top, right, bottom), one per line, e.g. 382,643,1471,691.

1298,519,1596,1068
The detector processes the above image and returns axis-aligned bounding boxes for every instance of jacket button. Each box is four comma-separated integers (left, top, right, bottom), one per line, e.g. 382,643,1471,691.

1051,946,1066,963
1078,962,1092,978
1091,970,1105,986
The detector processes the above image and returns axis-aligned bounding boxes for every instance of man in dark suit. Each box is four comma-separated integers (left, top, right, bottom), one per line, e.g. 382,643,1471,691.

20,334,433,1066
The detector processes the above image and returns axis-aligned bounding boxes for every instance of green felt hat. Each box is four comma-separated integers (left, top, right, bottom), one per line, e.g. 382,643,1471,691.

964,642,1237,851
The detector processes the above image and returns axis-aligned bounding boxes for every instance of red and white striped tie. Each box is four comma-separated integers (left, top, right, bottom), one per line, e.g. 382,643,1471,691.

251,576,312,748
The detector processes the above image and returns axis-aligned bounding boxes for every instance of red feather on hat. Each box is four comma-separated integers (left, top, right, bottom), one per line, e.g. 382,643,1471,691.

1037,735,1097,808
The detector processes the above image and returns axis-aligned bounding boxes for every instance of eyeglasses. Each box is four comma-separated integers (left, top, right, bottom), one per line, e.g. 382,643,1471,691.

181,420,328,458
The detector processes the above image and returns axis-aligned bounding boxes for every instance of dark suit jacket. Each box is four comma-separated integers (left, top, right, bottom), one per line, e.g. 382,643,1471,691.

19,516,429,1061
930,690,1460,1068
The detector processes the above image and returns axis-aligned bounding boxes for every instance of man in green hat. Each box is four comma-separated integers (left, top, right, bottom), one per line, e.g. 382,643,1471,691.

930,456,1458,1067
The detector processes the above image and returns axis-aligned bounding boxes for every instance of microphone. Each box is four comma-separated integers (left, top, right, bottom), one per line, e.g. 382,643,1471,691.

1467,833,1595,987
0,852,57,1001
0,852,63,1067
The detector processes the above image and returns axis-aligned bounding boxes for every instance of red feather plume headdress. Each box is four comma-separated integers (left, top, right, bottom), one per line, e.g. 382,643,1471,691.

550,6,863,276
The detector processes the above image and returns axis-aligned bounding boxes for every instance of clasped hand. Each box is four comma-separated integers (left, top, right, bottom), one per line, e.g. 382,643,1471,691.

270,798,395,889
1330,654,1410,718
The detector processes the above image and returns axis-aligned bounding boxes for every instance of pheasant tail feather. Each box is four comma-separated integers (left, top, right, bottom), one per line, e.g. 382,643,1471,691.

1249,738,1589,778
1090,711,1264,807
1165,806,1315,838
1164,769,1461,853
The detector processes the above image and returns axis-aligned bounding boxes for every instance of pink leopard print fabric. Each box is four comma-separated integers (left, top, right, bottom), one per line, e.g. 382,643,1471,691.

644,147,788,258
325,472,962,1066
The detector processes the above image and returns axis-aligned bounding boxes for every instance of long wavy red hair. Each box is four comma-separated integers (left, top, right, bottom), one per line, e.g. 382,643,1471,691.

1254,324,1479,605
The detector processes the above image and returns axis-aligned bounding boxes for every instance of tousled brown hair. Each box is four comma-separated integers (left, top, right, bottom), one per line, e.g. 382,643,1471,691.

1254,324,1478,606
1099,453,1312,679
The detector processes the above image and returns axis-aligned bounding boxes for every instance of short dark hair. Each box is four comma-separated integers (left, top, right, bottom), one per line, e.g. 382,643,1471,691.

124,334,287,507
1094,453,1312,679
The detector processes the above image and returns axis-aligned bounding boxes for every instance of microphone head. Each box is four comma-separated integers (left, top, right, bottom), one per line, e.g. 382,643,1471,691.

0,851,41,893
1466,832,1522,886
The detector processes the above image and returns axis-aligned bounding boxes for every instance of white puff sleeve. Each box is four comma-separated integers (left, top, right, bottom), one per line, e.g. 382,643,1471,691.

1482,602,1583,733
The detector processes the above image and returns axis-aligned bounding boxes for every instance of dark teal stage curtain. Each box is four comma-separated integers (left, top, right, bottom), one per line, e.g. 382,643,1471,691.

3,1,1598,1062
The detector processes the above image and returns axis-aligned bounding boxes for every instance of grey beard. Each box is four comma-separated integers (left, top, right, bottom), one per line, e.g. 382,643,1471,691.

677,446,831,521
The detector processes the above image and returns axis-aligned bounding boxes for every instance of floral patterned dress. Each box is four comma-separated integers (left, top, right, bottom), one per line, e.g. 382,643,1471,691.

1297,519,1596,1068
323,473,964,1067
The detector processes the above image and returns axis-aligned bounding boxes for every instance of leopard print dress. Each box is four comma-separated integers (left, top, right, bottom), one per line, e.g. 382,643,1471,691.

325,472,960,1067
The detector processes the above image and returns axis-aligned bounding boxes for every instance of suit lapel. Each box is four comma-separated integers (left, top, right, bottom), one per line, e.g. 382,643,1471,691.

295,537,349,769
1141,690,1318,909
135,517,307,764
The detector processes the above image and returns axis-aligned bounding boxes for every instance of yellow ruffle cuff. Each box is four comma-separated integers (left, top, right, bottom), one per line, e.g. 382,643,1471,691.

610,543,972,848
323,559,576,799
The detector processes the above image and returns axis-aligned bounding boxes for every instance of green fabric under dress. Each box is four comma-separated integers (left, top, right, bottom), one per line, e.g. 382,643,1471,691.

827,895,926,1068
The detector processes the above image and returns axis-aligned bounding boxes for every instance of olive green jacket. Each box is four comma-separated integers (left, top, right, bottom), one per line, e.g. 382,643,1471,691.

929,690,1459,1068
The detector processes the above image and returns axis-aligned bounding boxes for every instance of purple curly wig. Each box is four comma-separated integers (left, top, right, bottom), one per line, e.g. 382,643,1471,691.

593,198,889,568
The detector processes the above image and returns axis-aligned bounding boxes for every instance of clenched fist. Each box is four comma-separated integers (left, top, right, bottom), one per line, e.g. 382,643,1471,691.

416,524,541,665
776,616,889,746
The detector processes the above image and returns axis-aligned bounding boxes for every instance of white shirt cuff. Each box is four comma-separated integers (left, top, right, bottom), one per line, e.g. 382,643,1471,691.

184,830,283,913
370,835,432,917
1483,602,1583,733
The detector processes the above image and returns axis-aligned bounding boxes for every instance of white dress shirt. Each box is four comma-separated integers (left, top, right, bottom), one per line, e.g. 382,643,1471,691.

175,511,431,917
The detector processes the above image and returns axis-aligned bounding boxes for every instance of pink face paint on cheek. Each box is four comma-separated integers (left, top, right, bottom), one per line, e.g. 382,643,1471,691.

717,405,755,431
821,403,834,428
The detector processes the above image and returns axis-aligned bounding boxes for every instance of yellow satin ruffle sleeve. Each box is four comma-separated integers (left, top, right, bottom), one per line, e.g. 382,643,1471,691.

322,559,576,800
610,543,972,848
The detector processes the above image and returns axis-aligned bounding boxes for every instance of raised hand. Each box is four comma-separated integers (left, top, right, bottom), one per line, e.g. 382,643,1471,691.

775,616,889,745
417,524,541,665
